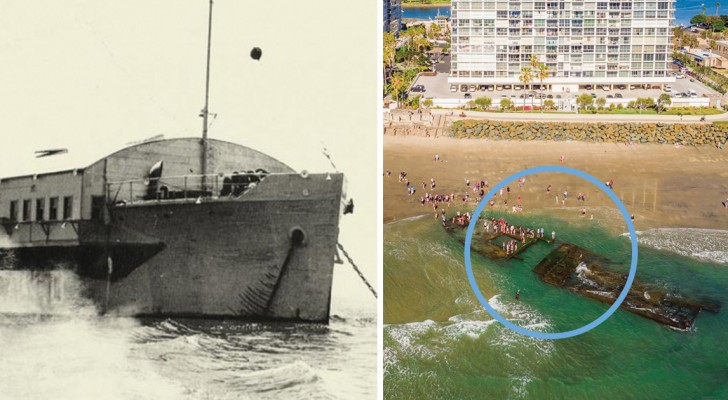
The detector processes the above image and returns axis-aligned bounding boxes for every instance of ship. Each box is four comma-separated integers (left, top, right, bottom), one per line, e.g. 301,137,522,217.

0,1,350,323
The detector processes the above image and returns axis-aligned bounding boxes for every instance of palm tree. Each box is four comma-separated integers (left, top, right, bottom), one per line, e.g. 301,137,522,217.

535,63,550,112
383,32,397,92
519,67,533,112
391,72,406,107
428,22,442,40
717,2,721,16
703,4,707,15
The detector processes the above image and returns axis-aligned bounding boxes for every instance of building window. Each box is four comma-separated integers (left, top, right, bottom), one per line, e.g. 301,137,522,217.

49,197,59,221
91,196,105,220
36,198,45,221
63,196,73,220
22,200,31,221
9,200,18,221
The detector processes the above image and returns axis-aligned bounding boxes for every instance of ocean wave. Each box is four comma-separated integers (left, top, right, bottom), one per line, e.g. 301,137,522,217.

622,228,728,264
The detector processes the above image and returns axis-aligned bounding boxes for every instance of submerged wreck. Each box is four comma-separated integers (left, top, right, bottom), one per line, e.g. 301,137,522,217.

534,244,720,330
443,216,720,330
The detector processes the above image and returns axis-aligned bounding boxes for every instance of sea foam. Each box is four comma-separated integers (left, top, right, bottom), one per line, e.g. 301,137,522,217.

622,228,728,264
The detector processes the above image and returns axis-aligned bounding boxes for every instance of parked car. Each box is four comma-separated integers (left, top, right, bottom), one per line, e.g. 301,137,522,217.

602,85,610,91
675,74,685,79
496,85,503,90
469,85,477,92
464,93,472,99
410,84,425,93
487,85,494,91
514,85,523,90
503,85,512,90
585,85,593,90
663,85,672,92
450,84,458,92
478,84,487,91
615,93,623,98
556,94,562,99
616,84,626,90
607,94,614,98
590,93,597,98
460,84,468,92
547,94,553,99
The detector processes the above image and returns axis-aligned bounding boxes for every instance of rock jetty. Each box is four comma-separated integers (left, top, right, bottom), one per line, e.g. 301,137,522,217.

449,120,728,146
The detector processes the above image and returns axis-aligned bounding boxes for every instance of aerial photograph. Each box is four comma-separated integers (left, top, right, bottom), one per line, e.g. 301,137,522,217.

384,0,728,398
0,1,376,399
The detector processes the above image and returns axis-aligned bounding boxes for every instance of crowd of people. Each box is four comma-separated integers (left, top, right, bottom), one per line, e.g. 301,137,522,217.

385,153,626,228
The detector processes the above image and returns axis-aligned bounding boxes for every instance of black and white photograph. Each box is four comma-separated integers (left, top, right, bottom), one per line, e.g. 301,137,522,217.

0,1,377,399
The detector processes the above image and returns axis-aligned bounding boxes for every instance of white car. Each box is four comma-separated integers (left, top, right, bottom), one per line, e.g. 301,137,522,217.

675,74,685,79
663,85,672,92
450,85,458,92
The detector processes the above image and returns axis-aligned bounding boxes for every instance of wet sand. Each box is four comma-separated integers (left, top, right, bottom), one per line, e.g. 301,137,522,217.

384,136,728,232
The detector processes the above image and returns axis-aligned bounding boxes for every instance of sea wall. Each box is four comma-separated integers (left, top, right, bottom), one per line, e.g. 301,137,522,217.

449,120,728,146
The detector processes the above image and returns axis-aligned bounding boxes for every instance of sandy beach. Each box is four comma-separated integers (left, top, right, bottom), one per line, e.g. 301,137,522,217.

384,136,728,231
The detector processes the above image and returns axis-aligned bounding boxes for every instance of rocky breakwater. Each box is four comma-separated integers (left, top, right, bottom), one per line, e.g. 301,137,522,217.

449,120,728,146
534,243,721,330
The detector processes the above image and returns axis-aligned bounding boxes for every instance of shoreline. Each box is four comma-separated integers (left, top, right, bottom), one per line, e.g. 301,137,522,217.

384,136,728,232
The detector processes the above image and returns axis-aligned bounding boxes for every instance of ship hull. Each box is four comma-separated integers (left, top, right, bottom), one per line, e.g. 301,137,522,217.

0,173,344,322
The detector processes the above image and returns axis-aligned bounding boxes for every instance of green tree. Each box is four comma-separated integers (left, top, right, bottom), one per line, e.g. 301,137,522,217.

543,99,555,110
427,22,442,40
422,98,434,108
635,97,655,112
474,96,492,110
390,72,407,106
691,14,707,25
576,93,594,111
712,19,725,32
500,98,513,111
656,93,672,114
519,67,533,112
383,32,397,91
596,97,607,109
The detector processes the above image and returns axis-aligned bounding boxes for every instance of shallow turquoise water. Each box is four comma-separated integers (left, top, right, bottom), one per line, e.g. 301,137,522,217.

384,213,728,399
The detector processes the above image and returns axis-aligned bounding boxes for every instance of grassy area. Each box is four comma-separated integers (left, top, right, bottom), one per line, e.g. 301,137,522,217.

664,107,724,115
591,107,723,115
713,121,728,125
595,109,657,114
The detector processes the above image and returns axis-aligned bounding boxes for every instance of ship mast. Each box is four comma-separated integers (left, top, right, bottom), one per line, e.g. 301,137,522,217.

200,0,213,190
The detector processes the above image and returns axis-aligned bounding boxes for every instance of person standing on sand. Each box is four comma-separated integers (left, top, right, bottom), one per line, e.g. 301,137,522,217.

547,184,552,193
560,155,565,163
516,289,520,300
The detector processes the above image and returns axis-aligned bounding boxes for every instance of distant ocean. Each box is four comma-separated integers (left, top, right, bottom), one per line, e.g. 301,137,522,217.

403,1,714,25
384,212,728,399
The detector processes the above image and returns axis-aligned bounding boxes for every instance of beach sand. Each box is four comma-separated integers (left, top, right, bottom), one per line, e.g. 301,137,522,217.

384,136,728,231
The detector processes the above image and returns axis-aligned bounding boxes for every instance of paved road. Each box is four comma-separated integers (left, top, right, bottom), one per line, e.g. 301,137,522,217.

429,109,728,123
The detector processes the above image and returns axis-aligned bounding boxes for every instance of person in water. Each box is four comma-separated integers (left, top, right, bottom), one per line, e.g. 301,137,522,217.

516,289,520,300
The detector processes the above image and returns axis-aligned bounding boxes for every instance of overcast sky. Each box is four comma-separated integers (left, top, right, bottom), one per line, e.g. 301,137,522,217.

0,1,378,313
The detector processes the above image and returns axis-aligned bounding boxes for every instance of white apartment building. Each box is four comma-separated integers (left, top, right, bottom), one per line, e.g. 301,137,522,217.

449,0,676,91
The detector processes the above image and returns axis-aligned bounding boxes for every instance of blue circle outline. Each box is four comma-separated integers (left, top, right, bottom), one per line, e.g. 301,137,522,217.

464,165,638,339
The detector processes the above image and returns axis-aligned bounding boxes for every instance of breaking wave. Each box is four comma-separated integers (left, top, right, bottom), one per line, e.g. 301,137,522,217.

623,228,728,264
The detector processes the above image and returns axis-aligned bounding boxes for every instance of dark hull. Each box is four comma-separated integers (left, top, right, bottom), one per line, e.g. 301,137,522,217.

0,173,344,322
